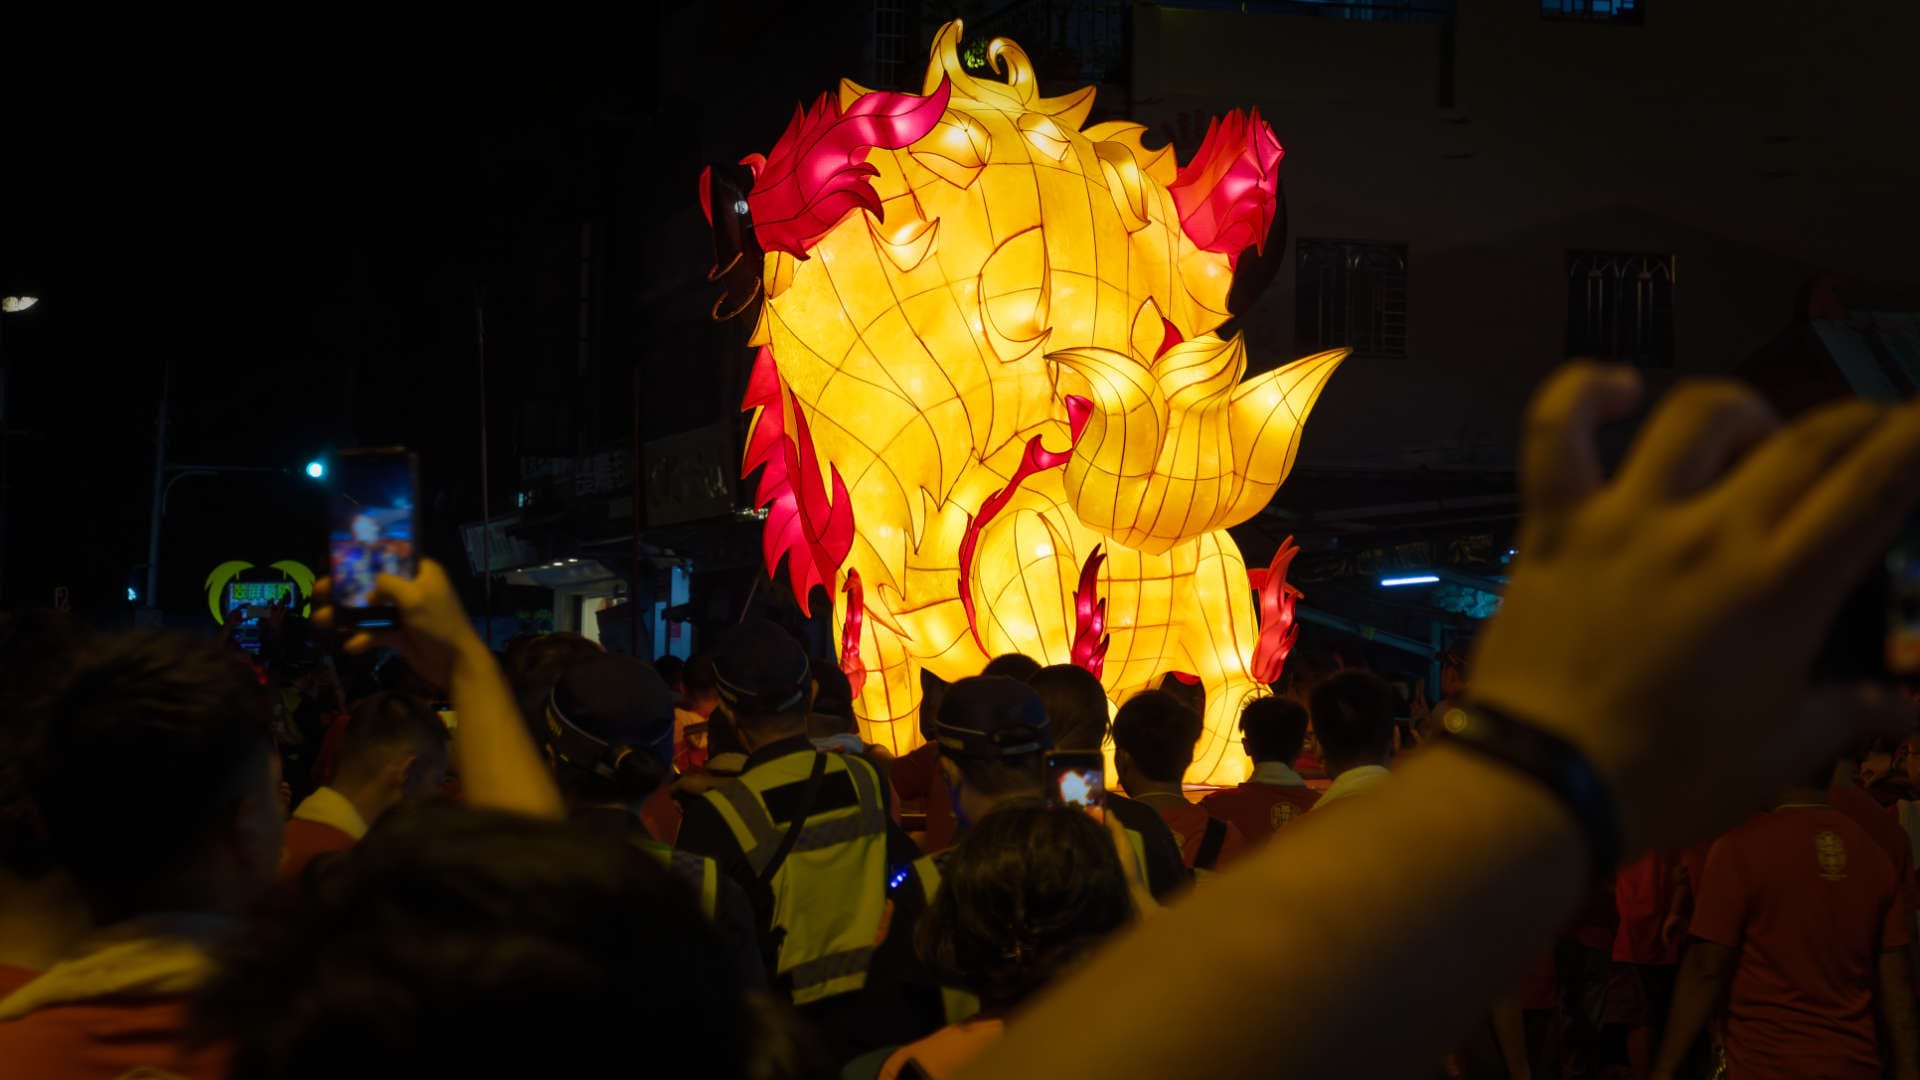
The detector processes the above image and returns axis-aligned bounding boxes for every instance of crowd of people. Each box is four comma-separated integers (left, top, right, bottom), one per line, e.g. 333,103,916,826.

0,363,1917,1079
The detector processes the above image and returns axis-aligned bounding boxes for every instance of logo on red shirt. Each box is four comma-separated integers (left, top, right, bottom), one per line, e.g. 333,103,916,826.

1815,830,1848,881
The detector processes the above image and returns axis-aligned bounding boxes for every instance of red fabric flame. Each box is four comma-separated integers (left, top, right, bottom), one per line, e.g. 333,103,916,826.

957,431,1077,653
1247,535,1303,685
1071,545,1110,679
1156,317,1184,359
1167,671,1201,686
840,569,867,699
697,165,713,226
745,78,953,258
1167,108,1285,270
742,346,855,615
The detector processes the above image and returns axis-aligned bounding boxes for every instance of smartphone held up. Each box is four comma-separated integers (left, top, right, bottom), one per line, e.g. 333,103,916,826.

1046,751,1106,811
328,448,420,629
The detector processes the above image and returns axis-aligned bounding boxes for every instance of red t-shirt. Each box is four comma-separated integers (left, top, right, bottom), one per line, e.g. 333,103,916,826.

1199,782,1319,847
1140,797,1247,870
892,742,956,853
1832,784,1917,909
1691,806,1911,1080
0,998,230,1079
278,817,356,892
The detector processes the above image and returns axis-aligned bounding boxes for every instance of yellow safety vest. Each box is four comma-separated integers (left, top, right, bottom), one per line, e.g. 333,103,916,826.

700,749,890,1005
634,836,719,922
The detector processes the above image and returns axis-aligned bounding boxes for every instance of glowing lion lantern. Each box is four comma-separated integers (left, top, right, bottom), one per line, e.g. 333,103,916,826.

703,21,1343,782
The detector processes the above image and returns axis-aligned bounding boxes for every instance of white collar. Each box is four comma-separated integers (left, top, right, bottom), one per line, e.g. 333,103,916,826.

1316,764,1390,808
1250,761,1307,788
292,785,369,841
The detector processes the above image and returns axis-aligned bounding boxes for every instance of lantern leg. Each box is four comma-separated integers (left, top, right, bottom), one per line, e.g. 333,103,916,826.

1179,532,1270,786
846,612,927,758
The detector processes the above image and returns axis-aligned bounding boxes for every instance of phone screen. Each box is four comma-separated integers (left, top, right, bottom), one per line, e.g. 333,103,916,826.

330,449,418,628
1045,751,1105,810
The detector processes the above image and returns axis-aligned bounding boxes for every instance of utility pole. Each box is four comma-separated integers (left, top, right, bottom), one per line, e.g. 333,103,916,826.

142,359,172,622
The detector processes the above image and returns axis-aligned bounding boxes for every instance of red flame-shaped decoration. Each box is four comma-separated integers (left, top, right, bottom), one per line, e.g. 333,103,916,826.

1247,535,1303,685
743,78,953,258
1071,545,1110,679
957,395,1094,652
742,346,855,615
840,569,867,699
1168,108,1285,270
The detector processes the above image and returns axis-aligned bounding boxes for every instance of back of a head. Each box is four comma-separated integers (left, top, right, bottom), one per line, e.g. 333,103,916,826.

1110,690,1202,784
653,654,686,693
980,653,1042,682
918,803,1132,1011
807,661,857,740
711,620,812,743
1239,696,1310,765
1029,664,1110,753
0,610,83,879
1310,670,1396,767
335,693,449,788
937,676,1052,796
39,630,275,920
547,654,676,805
681,653,720,705
201,803,749,1078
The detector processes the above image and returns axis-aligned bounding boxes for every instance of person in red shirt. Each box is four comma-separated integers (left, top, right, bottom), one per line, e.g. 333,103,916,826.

673,653,721,772
1653,763,1920,1080
279,690,450,893
891,670,956,851
1200,696,1319,846
1112,691,1246,873
0,631,287,1080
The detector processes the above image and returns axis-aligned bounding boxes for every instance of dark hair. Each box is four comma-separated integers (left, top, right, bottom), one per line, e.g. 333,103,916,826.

199,804,749,1078
807,662,856,740
1310,670,1396,767
919,670,948,742
1110,691,1201,784
1029,665,1109,752
1158,674,1205,723
1239,696,1310,765
653,655,686,691
951,754,1045,798
334,693,449,783
682,654,719,699
0,611,83,877
37,631,274,920
917,803,1132,1011
980,654,1042,682
375,657,440,701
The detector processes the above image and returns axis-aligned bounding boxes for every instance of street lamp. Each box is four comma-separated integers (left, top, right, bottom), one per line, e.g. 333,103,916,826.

0,295,39,605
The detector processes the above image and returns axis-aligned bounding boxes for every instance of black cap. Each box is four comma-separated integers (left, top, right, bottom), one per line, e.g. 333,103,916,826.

711,619,812,716
548,654,676,775
936,676,1051,760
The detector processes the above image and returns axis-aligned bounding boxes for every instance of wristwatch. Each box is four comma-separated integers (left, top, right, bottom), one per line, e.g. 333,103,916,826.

1439,703,1624,882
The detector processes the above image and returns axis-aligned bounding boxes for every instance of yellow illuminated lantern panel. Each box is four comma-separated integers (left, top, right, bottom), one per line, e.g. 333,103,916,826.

704,21,1345,783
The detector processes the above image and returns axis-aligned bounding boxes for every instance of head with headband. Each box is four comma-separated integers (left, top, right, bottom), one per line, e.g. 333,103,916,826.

711,620,813,748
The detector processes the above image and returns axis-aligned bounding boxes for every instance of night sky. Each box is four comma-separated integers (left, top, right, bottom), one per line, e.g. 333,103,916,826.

2,14,806,619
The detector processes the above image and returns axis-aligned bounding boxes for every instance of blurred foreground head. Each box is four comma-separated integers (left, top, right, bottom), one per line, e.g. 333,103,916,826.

202,803,749,1077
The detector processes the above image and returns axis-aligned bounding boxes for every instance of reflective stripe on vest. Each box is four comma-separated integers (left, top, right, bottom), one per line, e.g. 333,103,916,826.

633,837,719,921
910,852,981,1025
699,750,891,1004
